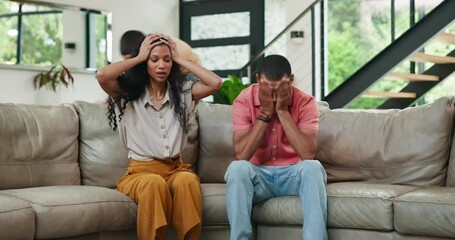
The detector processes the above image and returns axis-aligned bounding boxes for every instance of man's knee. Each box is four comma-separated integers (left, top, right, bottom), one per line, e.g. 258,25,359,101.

224,160,252,183
299,160,326,181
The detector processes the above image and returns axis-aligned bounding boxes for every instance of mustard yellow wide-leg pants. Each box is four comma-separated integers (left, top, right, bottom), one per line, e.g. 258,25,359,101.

117,159,202,240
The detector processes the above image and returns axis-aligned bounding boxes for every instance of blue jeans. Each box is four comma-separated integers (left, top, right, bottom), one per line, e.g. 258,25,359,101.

224,160,328,240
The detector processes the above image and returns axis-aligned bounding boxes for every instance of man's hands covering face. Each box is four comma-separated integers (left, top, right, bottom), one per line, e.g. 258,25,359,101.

274,78,292,112
259,80,275,117
259,76,292,115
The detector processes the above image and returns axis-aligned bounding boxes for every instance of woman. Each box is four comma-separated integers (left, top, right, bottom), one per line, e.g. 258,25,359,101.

96,33,222,240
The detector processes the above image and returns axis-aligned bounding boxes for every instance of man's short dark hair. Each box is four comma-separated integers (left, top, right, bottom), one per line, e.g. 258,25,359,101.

257,54,292,81
120,30,145,55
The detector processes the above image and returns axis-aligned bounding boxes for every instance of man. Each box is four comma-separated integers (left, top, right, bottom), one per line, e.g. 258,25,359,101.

225,55,328,240
120,30,145,59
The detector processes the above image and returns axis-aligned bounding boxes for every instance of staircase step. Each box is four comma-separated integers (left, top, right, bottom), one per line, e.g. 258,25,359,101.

409,52,455,64
363,91,416,98
387,72,439,81
435,32,455,45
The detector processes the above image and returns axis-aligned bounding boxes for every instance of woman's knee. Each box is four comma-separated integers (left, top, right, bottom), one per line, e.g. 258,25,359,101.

139,174,168,190
171,171,200,189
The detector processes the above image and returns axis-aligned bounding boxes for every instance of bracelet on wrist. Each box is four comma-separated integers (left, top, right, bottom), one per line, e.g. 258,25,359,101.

257,115,272,123
261,111,271,119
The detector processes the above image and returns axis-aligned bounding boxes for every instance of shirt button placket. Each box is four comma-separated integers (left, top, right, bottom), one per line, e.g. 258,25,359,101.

159,111,169,157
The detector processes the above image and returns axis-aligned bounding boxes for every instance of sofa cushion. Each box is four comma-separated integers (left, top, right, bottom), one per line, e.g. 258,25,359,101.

3,186,137,239
201,183,228,225
328,228,395,240
253,196,302,225
316,96,455,187
197,103,235,183
327,182,417,231
0,193,35,240
394,187,455,238
73,101,129,188
446,120,455,187
0,103,80,190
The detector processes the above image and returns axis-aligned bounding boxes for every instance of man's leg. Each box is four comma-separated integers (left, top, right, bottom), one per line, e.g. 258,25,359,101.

276,160,328,240
224,160,274,240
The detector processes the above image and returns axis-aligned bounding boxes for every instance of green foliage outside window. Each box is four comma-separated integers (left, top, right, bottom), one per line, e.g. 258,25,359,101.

0,2,62,66
212,75,250,105
21,13,63,66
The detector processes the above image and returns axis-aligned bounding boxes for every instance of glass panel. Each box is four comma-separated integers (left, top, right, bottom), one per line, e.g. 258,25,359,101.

0,1,18,14
21,12,63,66
22,4,55,13
0,1,111,70
264,0,286,55
92,13,108,69
328,0,392,92
0,1,18,64
193,44,250,70
191,12,250,40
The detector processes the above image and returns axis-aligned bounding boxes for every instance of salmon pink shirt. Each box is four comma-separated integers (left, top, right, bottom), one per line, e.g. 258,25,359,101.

232,83,319,166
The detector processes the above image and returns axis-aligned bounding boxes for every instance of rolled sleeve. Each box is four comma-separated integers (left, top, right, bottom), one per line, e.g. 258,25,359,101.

232,94,253,132
298,96,319,131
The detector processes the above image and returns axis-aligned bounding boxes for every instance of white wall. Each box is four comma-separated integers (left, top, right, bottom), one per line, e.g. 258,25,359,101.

0,0,179,105
286,0,318,96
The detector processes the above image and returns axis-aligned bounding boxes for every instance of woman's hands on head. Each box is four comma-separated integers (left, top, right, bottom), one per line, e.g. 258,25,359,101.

137,34,180,63
159,35,180,61
137,34,159,62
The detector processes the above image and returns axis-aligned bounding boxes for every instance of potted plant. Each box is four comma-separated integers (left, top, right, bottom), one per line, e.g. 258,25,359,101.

212,74,250,105
34,64,74,92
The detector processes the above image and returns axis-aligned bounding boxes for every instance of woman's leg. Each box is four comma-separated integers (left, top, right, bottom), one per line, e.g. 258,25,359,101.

117,172,172,240
167,170,202,240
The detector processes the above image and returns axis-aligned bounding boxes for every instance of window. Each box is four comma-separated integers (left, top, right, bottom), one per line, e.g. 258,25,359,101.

0,1,111,69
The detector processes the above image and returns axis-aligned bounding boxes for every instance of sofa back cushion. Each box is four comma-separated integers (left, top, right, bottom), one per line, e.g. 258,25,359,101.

196,103,235,183
316,96,455,187
73,101,128,188
74,101,200,188
446,111,455,187
0,104,80,190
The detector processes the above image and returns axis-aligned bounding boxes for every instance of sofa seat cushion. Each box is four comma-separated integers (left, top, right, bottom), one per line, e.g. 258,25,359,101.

394,187,455,238
0,193,35,239
253,196,302,225
201,183,228,225
327,182,418,231
3,186,137,239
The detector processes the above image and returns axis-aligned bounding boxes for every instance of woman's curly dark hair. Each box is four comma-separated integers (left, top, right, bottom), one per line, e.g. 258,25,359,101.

107,38,189,132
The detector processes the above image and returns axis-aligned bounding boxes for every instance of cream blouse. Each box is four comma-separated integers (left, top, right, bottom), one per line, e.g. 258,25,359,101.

116,81,197,161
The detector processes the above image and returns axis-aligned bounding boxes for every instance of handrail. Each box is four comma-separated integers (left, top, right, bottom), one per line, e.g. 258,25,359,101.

238,0,321,76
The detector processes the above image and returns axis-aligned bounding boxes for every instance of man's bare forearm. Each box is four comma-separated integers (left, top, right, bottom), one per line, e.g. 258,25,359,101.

276,110,316,160
233,119,269,160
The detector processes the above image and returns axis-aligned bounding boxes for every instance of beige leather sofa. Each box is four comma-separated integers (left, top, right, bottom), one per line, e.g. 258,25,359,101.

0,96,454,240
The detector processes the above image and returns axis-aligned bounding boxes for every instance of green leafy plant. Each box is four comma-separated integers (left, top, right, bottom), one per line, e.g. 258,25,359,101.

34,64,74,92
212,74,250,105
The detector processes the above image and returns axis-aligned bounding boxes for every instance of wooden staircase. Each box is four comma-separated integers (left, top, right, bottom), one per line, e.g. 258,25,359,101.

361,31,455,102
